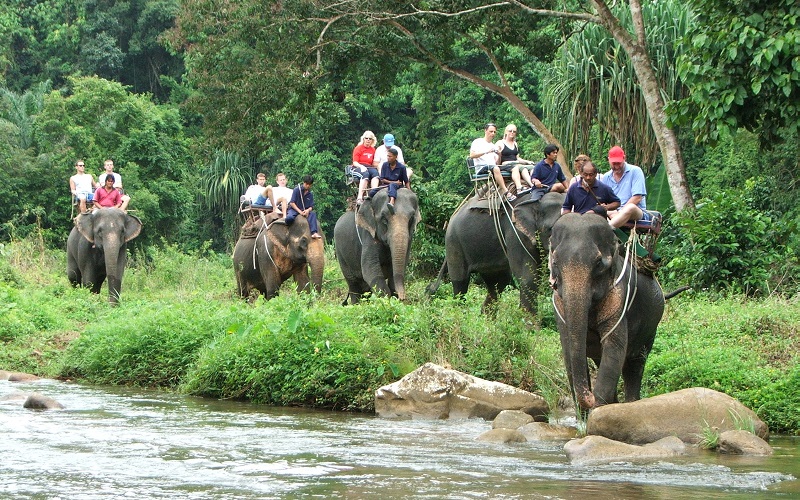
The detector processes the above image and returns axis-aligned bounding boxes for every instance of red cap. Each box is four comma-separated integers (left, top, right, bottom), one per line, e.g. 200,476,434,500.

608,146,625,162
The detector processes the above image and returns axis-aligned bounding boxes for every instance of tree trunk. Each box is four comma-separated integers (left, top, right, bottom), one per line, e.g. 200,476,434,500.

590,0,695,211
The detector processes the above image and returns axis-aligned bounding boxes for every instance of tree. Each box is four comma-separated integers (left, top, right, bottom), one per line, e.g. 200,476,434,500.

672,0,800,145
171,0,694,209
543,0,691,171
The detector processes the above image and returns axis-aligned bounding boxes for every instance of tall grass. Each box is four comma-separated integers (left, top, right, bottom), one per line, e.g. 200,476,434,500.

0,237,798,433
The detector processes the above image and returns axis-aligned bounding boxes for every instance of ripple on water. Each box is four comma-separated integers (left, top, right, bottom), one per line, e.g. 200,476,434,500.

0,380,796,499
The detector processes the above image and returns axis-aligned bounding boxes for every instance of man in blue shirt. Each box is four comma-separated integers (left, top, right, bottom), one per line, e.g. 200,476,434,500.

600,146,649,228
286,175,322,239
562,161,620,215
532,144,568,193
378,148,410,215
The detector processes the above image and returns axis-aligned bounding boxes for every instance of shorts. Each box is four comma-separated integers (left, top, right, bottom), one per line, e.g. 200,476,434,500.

639,210,653,222
494,164,516,172
351,165,379,180
73,192,93,203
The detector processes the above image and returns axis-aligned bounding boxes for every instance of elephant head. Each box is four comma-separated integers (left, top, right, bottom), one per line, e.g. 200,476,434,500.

73,208,142,305
354,188,420,300
549,212,664,412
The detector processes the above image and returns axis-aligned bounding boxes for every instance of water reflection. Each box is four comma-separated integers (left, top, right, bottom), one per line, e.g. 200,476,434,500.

1,379,796,499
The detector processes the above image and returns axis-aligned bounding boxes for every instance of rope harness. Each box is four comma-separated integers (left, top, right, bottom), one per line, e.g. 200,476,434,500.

551,227,639,344
252,211,281,273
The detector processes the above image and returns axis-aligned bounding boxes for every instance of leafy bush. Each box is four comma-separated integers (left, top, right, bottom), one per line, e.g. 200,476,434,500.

662,179,791,295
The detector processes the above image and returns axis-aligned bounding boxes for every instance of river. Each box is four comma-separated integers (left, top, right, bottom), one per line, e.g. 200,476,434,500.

1,378,797,499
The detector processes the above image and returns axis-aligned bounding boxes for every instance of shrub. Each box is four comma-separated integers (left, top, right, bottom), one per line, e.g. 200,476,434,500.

662,179,788,295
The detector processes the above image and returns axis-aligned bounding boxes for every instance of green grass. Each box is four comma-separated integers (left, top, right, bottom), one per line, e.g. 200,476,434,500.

0,238,798,434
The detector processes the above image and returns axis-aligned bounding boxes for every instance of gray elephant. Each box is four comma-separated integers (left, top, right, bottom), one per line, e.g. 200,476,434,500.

67,208,143,305
233,213,324,300
334,188,420,304
430,192,564,314
549,213,665,412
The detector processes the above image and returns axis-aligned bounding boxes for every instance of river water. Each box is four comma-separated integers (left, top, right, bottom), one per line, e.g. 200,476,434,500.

1,378,797,499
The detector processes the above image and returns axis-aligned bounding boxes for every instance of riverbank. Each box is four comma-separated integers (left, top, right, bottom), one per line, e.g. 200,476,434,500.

0,238,798,433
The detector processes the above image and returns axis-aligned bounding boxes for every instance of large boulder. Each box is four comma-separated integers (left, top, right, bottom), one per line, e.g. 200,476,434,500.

587,387,769,445
0,370,10,380
375,362,548,420
718,430,773,456
565,435,688,464
22,392,65,410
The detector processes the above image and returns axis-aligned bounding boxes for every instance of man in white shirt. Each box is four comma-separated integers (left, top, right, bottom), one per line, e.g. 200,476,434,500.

269,172,294,215
242,173,267,205
69,160,97,213
97,159,130,211
469,123,516,200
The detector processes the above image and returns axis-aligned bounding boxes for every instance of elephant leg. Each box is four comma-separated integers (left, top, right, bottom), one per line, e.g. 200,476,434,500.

593,337,626,407
621,356,647,403
481,273,511,316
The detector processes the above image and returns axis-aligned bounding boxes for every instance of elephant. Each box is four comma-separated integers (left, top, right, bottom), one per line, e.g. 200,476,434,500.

333,188,420,304
548,212,665,412
429,191,564,314
232,213,324,300
67,208,143,305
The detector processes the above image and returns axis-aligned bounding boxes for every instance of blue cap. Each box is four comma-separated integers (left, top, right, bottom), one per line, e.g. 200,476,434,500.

383,134,395,147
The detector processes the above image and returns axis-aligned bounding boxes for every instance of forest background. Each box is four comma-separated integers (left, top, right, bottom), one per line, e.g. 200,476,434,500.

0,1,799,431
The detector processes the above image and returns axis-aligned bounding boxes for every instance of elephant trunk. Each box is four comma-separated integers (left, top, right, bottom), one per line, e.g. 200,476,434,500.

389,224,411,300
103,239,124,306
558,266,595,411
307,238,325,293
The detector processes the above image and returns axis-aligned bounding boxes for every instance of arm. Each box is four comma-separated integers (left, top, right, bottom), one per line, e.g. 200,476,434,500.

352,146,362,167
69,177,77,195
625,194,643,207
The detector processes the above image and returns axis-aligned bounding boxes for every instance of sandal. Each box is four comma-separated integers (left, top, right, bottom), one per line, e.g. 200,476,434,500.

506,192,517,202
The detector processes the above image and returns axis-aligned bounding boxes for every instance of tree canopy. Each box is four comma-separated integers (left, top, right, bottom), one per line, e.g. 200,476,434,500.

673,0,800,144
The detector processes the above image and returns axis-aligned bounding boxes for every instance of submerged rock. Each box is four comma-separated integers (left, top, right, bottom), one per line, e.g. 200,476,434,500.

718,430,773,455
476,428,527,443
7,372,39,382
375,362,548,420
565,435,688,465
23,393,65,410
519,422,578,442
492,410,534,430
586,387,769,445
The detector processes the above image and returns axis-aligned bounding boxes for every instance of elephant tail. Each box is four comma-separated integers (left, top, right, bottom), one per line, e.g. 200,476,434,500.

664,285,691,300
426,259,448,296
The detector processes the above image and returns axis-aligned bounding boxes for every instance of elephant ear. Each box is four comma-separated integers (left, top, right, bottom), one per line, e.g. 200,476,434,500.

124,214,143,242
75,213,96,243
355,199,377,239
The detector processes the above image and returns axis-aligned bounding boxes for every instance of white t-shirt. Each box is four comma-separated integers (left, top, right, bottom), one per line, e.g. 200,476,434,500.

373,145,405,167
272,186,293,203
243,184,264,204
71,173,95,195
98,172,122,188
470,138,497,166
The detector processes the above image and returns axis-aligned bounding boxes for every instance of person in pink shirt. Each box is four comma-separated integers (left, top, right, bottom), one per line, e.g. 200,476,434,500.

351,131,378,205
93,175,122,209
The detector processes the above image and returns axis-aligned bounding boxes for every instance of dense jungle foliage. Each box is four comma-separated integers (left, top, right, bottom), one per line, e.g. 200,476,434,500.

0,1,798,430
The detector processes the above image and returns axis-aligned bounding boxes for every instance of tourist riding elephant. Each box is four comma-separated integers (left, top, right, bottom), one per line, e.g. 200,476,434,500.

334,188,420,304
429,192,564,314
233,214,325,301
67,208,143,305
549,213,665,412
